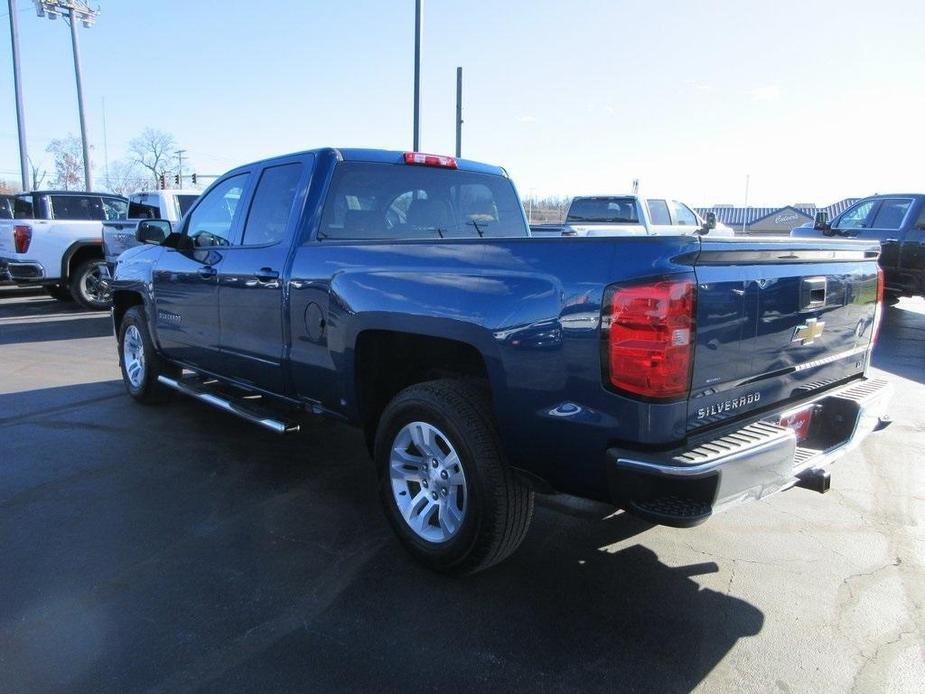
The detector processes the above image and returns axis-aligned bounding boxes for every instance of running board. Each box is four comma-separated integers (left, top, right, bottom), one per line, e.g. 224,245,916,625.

157,375,300,434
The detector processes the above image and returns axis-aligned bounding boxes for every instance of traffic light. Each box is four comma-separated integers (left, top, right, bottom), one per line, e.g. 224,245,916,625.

174,174,180,186
191,173,197,185
158,174,165,189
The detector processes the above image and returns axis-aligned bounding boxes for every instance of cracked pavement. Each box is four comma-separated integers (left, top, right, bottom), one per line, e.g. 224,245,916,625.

0,287,922,693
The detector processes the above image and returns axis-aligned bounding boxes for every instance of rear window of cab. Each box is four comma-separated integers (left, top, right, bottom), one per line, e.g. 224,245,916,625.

317,162,528,241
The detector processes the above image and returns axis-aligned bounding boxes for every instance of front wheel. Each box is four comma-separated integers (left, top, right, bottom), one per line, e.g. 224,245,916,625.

375,379,534,575
118,306,179,404
69,258,111,310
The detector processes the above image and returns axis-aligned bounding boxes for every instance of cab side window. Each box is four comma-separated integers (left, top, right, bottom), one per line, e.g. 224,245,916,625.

240,163,303,246
670,201,698,226
834,200,877,229
647,199,671,225
185,174,248,248
870,199,912,230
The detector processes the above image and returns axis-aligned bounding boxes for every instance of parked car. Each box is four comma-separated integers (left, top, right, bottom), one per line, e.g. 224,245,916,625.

0,190,129,308
530,195,733,237
791,193,925,301
109,148,890,574
102,190,201,269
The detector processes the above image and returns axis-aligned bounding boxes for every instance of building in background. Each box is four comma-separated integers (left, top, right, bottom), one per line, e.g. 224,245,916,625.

696,198,859,235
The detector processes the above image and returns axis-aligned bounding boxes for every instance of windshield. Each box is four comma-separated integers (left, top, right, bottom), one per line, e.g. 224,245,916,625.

176,194,199,217
566,197,639,223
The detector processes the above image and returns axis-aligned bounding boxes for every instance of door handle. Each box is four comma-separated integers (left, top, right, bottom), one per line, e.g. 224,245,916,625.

198,266,217,279
254,267,279,283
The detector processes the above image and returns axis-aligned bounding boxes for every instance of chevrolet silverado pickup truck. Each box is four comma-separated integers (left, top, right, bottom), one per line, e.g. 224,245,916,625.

530,194,733,238
791,193,925,302
102,189,201,269
109,148,891,574
0,190,129,308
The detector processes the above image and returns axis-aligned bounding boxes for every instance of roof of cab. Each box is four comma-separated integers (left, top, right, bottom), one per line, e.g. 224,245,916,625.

228,147,507,178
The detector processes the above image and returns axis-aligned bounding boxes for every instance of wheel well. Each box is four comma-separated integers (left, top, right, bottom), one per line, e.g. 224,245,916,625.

63,243,103,282
354,330,490,448
112,291,144,331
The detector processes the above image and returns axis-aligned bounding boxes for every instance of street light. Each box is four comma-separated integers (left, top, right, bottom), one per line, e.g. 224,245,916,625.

34,1,99,191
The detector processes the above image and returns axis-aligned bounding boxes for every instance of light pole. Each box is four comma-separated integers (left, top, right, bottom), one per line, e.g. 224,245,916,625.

34,1,99,191
7,0,30,191
412,0,422,151
455,66,462,158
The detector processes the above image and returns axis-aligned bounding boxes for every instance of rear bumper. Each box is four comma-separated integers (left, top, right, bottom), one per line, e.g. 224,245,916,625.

0,256,46,283
607,377,892,526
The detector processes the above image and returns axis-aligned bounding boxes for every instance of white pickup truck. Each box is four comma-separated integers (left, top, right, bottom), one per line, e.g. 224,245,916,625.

530,195,734,237
0,190,129,309
101,189,200,268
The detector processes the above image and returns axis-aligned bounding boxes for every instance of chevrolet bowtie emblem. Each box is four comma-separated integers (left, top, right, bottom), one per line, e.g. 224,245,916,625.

792,318,825,345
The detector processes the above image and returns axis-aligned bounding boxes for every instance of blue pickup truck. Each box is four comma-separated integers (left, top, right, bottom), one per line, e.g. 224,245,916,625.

791,193,925,301
109,148,892,574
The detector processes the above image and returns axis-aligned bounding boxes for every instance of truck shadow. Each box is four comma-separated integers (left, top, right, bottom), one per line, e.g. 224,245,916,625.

0,381,764,694
872,299,925,385
0,292,111,345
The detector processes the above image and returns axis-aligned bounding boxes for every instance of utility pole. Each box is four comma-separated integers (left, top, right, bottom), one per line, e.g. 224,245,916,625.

101,96,109,189
455,66,462,158
176,149,186,188
742,174,750,234
412,0,422,151
35,1,99,191
7,0,30,191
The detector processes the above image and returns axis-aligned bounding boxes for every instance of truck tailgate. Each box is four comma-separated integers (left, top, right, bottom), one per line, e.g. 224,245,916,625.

689,237,881,432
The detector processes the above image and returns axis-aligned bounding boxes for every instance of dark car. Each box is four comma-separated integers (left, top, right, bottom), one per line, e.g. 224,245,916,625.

792,194,925,301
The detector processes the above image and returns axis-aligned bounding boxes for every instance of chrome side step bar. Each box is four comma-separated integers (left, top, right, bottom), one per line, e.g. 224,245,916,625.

157,375,300,434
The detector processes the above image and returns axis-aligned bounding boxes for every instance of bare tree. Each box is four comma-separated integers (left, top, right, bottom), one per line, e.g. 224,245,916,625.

27,156,47,190
47,135,89,190
0,179,21,194
104,159,147,196
128,127,176,187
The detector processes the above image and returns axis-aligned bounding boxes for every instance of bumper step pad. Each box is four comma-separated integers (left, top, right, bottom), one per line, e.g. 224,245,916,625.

629,495,712,527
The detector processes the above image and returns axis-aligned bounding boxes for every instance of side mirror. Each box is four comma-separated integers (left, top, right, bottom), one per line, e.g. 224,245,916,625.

136,219,171,245
814,211,830,231
701,212,717,233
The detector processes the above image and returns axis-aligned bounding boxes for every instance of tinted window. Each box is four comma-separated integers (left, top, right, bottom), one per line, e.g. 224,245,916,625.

176,194,199,217
835,200,877,229
241,163,303,246
129,201,160,219
102,197,129,221
49,195,105,220
647,199,671,225
870,199,912,230
567,197,638,223
185,174,248,248
670,201,698,226
0,198,12,220
13,195,33,219
318,163,527,241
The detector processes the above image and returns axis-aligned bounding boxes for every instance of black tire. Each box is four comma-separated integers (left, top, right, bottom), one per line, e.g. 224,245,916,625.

69,258,110,311
45,284,74,302
375,379,534,575
117,305,179,404
884,291,902,307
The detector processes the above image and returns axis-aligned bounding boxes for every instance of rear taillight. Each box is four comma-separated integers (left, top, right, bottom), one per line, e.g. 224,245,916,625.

13,225,32,254
872,267,884,344
603,277,695,399
403,151,458,168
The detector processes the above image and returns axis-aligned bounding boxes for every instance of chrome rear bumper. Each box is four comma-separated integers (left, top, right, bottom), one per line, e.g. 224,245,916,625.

607,377,893,525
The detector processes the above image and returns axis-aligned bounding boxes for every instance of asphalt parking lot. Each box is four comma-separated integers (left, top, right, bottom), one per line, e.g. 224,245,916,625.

1,287,922,693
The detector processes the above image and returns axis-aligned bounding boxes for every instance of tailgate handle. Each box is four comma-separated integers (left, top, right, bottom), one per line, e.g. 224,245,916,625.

801,277,827,310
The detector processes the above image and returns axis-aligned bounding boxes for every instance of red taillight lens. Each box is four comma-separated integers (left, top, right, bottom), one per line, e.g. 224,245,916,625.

13,225,32,253
403,151,458,168
604,278,695,399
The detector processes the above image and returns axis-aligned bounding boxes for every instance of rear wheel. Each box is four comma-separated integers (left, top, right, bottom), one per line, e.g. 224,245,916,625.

118,306,179,404
375,379,534,575
45,284,74,302
69,258,110,310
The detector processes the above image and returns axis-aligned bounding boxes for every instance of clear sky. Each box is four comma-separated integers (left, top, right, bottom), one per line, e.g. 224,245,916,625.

1,0,923,205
